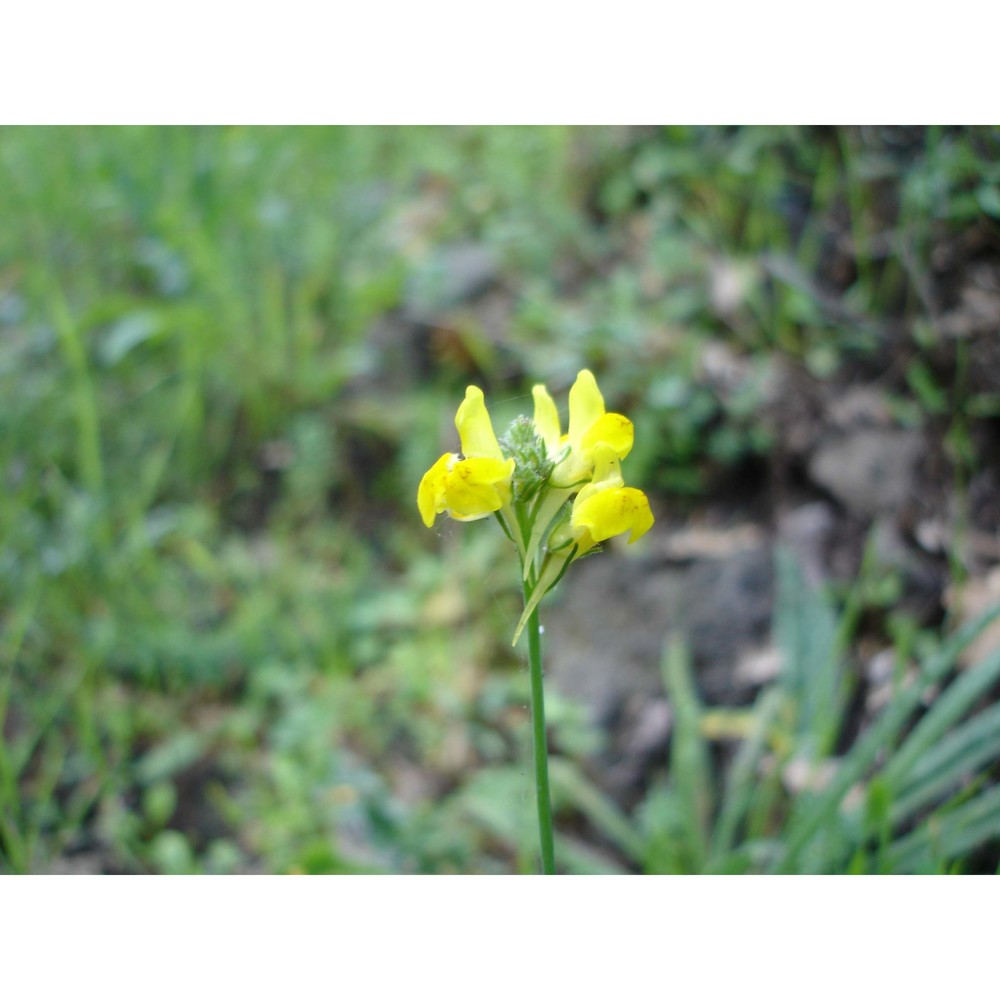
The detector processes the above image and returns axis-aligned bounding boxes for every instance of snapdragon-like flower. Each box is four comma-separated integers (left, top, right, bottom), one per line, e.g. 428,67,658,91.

532,369,634,487
524,369,635,574
512,442,653,642
417,369,653,644
417,386,515,527
566,442,654,551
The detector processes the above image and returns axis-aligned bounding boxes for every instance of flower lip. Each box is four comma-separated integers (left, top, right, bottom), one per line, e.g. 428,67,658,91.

581,412,633,461
418,452,456,527
572,486,654,545
418,452,515,527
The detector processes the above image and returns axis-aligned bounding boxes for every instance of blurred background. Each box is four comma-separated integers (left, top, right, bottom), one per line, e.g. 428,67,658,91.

2,125,1000,874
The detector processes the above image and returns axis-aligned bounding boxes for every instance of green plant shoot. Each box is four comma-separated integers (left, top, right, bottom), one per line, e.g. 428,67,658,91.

418,369,654,873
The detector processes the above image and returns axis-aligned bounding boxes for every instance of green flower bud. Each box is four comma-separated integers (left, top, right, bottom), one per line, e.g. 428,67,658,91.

500,415,555,504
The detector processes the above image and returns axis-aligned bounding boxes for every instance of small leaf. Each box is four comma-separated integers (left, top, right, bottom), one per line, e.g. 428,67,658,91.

99,310,163,366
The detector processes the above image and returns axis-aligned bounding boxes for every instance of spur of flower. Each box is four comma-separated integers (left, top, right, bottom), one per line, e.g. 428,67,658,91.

418,369,653,643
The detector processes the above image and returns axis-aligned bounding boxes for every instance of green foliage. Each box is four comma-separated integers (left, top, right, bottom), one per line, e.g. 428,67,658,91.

2,126,998,873
584,555,1000,875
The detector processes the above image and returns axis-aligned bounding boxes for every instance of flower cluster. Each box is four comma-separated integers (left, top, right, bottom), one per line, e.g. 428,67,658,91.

418,370,653,642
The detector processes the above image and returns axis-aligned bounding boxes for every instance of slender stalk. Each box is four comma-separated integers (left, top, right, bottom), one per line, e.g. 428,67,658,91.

48,280,104,497
523,579,556,874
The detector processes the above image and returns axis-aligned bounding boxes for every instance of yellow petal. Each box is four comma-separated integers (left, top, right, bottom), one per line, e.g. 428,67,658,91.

567,369,606,449
417,452,455,527
581,412,634,461
455,385,503,460
531,384,562,455
572,486,654,544
443,456,514,519
574,443,624,507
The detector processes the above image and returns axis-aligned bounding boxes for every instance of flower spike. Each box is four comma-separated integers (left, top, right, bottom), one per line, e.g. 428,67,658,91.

417,370,652,641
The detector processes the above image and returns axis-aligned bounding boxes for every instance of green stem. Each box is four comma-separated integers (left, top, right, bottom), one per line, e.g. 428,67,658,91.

523,579,556,874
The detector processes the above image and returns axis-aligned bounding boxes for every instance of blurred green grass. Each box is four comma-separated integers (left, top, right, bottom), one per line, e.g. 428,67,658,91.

2,125,999,873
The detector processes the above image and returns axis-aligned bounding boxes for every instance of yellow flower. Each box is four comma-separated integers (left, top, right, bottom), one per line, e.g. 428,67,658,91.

417,386,515,527
523,369,636,574
512,443,653,643
568,443,654,554
532,369,634,487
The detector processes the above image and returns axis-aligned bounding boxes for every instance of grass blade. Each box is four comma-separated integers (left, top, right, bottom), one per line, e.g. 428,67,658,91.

775,602,1000,872
882,646,1000,790
661,635,712,871
709,688,783,862
887,783,1000,873
890,701,1000,824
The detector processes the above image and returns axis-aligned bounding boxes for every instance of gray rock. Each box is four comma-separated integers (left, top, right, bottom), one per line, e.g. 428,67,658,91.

808,428,924,519
778,501,837,586
545,544,775,726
